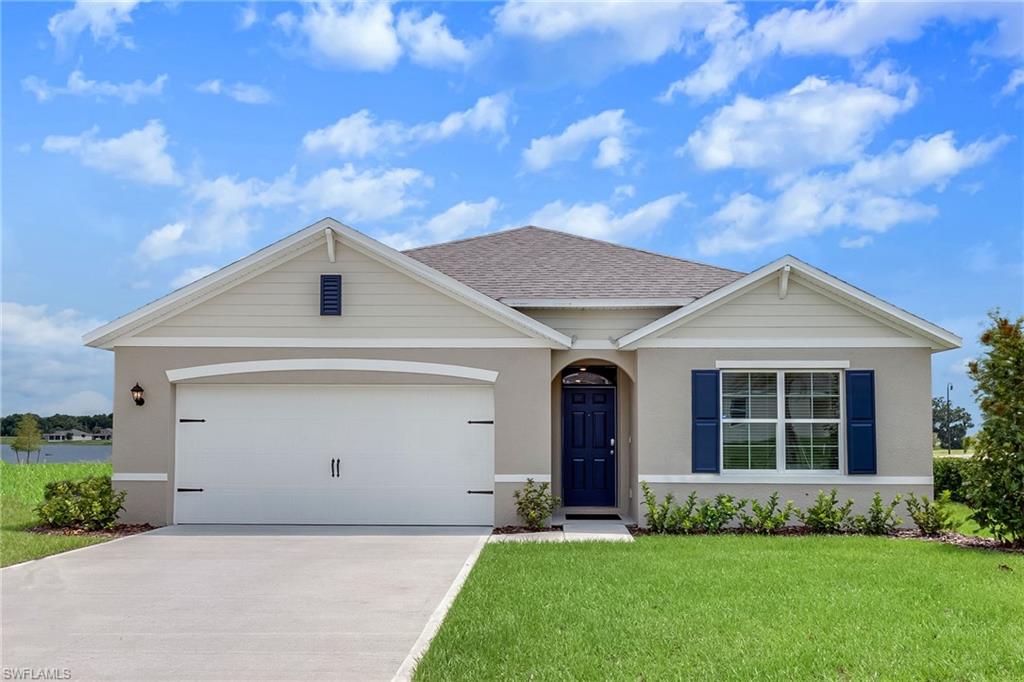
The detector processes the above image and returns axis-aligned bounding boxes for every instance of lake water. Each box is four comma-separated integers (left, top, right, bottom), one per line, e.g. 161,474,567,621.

1,443,112,464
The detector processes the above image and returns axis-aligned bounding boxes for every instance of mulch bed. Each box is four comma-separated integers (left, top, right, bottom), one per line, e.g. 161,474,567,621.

627,525,1024,554
28,523,157,538
493,525,563,535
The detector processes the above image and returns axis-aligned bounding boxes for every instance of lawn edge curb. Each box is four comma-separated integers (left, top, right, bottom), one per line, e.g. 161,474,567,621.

392,531,489,682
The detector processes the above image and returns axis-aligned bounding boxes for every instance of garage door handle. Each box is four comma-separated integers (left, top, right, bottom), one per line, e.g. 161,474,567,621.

467,420,494,424
466,490,494,495
177,487,203,492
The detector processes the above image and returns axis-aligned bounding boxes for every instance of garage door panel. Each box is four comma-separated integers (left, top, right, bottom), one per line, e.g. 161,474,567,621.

174,384,494,525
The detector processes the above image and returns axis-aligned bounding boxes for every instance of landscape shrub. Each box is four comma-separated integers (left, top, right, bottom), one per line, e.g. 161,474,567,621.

695,494,745,534
640,481,673,534
513,478,560,531
665,492,700,534
738,492,796,534
905,491,956,536
797,489,854,533
962,312,1024,545
849,492,903,535
933,457,969,503
35,476,126,530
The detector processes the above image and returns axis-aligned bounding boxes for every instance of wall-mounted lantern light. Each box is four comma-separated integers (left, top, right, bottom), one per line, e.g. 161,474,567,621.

130,382,145,406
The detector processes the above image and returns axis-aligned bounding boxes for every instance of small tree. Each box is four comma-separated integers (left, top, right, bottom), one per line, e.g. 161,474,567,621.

931,397,974,450
963,312,1024,545
11,414,44,464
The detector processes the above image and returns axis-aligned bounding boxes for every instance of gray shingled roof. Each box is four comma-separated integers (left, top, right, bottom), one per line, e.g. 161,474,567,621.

404,226,745,300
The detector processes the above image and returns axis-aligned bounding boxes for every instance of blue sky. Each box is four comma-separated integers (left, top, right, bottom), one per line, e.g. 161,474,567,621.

2,1,1022,423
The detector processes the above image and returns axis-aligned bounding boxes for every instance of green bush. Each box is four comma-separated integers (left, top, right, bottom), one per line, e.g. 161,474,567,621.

849,492,903,535
640,481,673,534
797,489,854,533
513,478,560,531
963,312,1024,545
35,476,126,530
933,457,969,502
665,492,700,534
905,491,956,536
738,492,795,534
695,494,745,534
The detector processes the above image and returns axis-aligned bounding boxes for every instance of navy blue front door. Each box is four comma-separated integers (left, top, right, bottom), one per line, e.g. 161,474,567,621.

562,387,616,507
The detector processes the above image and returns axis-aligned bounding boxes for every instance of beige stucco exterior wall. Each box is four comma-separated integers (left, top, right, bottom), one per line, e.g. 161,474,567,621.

113,346,550,525
634,346,933,518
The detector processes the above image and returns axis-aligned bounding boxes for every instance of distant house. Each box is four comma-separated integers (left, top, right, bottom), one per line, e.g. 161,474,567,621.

92,428,113,441
43,429,92,442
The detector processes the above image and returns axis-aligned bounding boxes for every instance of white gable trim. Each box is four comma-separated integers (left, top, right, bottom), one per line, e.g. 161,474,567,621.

84,218,572,350
501,297,693,309
617,255,961,351
165,358,499,383
111,337,554,348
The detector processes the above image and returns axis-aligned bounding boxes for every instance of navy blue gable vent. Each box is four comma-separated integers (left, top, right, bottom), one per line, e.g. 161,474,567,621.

320,275,342,316
691,369,720,473
845,369,877,474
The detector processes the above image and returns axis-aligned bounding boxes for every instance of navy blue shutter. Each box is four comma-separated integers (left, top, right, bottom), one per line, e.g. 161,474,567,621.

845,370,876,474
692,369,720,473
320,275,342,316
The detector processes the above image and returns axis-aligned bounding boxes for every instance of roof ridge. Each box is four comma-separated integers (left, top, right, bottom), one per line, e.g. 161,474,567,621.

404,225,745,276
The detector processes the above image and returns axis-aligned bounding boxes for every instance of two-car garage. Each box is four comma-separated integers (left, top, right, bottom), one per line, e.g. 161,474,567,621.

173,383,495,525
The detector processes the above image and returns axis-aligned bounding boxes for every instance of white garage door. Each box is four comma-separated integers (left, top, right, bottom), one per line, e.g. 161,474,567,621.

174,384,494,525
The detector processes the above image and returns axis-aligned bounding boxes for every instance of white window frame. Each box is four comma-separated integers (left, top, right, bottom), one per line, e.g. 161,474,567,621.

719,369,846,476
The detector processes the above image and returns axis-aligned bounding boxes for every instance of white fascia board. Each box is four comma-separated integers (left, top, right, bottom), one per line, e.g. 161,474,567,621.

332,221,571,348
85,218,572,350
501,297,693,309
113,337,554,349
617,255,961,351
638,338,933,348
716,360,850,369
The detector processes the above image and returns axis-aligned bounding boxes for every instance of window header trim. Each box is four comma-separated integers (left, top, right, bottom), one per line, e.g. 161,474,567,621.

716,360,850,369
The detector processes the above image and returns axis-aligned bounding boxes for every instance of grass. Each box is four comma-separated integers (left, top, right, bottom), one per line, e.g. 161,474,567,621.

933,448,972,457
947,501,994,539
1,461,114,567
414,536,1024,681
1,436,111,445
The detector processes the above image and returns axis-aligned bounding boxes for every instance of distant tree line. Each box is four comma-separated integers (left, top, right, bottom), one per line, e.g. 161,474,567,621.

1,413,113,437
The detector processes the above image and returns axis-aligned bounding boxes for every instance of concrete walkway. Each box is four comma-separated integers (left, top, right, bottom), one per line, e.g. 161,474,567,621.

2,525,488,682
490,519,634,543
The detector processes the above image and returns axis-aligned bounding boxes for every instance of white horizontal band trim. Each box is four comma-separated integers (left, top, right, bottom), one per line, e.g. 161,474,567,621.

636,338,932,349
571,340,618,350
112,473,168,482
640,474,932,485
716,360,851,369
495,474,551,483
504,297,692,309
113,337,553,349
167,359,499,383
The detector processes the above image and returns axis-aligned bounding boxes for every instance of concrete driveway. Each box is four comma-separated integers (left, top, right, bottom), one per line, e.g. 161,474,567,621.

2,526,488,681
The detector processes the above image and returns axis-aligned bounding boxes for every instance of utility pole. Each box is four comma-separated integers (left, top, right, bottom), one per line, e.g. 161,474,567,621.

946,382,953,455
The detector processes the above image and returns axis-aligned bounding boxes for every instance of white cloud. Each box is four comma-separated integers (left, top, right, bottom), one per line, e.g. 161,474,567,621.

22,69,166,104
1001,68,1024,97
299,164,430,222
48,0,141,51
523,109,632,171
283,0,402,71
237,4,259,31
662,2,1023,100
698,132,1010,255
494,1,739,66
839,235,873,249
528,193,688,241
136,163,430,261
613,184,636,199
171,265,218,289
684,73,917,172
396,10,472,68
196,79,272,104
303,94,510,157
381,197,501,250
1,302,112,415
43,119,181,186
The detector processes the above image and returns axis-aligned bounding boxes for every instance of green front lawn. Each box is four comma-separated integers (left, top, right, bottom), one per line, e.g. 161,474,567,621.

0,461,114,567
415,536,1023,680
948,501,995,539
